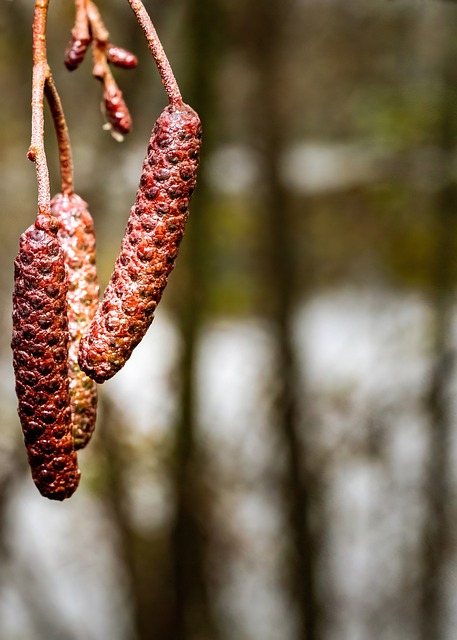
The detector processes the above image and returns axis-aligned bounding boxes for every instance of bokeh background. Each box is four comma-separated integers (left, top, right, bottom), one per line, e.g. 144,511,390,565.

1,0,457,638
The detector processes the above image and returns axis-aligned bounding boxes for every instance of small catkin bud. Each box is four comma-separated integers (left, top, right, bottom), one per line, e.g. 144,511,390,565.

64,36,90,71
106,44,138,69
12,224,80,500
79,103,201,383
51,193,99,450
104,83,132,136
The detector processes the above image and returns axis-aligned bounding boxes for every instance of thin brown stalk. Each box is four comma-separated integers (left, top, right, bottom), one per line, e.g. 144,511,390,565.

87,1,109,46
73,0,90,41
45,76,74,195
126,0,182,106
29,0,51,216
29,0,74,209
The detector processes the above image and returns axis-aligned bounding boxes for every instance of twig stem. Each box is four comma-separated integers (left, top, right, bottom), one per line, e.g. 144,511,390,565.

73,0,90,40
30,0,51,215
126,0,182,106
29,0,74,213
45,76,74,194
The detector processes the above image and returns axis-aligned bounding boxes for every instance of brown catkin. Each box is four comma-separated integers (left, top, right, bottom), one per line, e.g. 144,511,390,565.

104,83,132,136
64,36,90,71
51,193,99,449
106,44,138,69
12,223,80,500
79,102,201,383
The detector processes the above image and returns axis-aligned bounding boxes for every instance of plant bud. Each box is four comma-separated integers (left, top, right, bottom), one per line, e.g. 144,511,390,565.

64,36,90,71
104,83,132,136
107,44,138,69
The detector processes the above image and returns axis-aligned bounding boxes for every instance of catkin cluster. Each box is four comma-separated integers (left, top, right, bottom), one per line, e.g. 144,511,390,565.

13,0,201,500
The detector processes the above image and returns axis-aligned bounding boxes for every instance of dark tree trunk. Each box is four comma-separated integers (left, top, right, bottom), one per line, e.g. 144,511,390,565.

167,0,222,638
250,3,322,639
419,24,457,640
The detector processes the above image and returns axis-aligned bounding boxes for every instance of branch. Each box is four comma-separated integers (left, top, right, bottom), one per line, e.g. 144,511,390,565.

74,0,90,41
126,0,182,106
29,0,51,217
44,75,74,195
29,0,74,214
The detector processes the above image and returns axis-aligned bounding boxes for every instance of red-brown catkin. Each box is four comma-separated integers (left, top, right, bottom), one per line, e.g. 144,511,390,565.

104,83,132,136
12,223,80,500
79,102,201,383
64,36,90,71
51,193,99,449
106,44,138,69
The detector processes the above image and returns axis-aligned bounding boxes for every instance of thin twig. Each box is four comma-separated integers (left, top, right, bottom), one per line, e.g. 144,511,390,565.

87,1,109,47
29,0,51,216
29,0,74,211
73,0,90,41
45,76,74,194
126,0,182,106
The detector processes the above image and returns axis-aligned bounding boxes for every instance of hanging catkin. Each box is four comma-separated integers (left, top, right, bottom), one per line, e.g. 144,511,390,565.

51,193,99,449
12,221,80,500
104,83,132,136
64,36,90,71
78,102,201,383
106,44,138,69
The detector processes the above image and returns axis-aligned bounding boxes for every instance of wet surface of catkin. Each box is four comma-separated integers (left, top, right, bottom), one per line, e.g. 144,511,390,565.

79,102,201,383
51,193,99,449
12,224,80,500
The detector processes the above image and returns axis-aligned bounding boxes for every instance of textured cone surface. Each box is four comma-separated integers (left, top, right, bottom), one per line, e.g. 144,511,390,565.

12,224,80,500
107,45,138,69
51,193,99,449
79,103,201,383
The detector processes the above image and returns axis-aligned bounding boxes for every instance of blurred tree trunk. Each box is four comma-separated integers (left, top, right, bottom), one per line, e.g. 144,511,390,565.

419,25,457,640
167,1,222,639
250,3,322,640
98,395,175,640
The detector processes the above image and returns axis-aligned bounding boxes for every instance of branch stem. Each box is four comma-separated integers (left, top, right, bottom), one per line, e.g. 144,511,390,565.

73,0,90,40
45,75,74,194
126,0,182,106
30,0,51,215
30,0,74,214
87,1,109,46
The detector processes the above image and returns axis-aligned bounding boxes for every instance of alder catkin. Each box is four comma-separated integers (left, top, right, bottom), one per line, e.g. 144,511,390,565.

104,83,132,136
51,193,99,449
79,102,201,383
64,36,90,71
106,44,138,69
12,223,80,500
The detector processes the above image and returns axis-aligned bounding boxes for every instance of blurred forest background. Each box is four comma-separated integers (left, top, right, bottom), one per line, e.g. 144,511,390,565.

2,0,457,638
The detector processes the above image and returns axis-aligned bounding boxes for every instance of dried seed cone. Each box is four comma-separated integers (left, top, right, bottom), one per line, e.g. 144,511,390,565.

12,224,80,500
107,44,138,69
104,84,132,136
64,36,90,71
79,102,202,383
51,193,99,449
